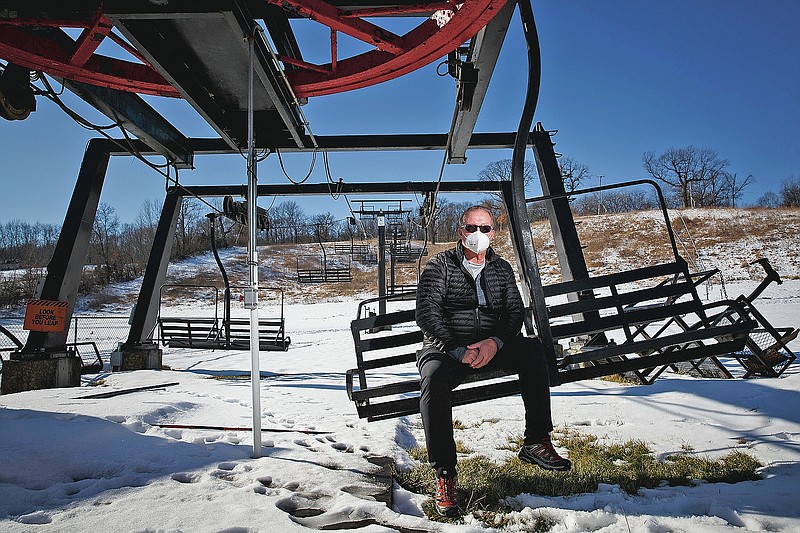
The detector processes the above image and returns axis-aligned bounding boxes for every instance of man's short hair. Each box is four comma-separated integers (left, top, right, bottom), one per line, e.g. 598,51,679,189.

460,205,495,226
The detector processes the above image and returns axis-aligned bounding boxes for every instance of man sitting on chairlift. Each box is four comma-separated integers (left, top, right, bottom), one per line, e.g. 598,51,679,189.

415,205,571,517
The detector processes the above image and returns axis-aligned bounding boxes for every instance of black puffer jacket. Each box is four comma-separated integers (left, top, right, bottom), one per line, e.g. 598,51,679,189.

415,243,524,351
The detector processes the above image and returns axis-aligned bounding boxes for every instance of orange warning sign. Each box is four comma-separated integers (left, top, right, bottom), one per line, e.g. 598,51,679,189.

24,299,69,333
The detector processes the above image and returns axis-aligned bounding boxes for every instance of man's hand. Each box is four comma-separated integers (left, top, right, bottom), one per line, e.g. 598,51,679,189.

462,338,499,369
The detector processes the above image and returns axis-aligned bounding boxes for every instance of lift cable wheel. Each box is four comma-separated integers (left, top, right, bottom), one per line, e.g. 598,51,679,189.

0,0,508,99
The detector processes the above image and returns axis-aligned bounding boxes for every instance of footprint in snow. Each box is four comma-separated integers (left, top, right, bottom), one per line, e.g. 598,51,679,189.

272,457,397,529
16,511,52,525
330,442,353,453
172,472,200,483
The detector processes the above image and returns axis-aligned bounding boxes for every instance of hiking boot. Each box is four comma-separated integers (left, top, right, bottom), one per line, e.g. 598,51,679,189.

518,437,572,471
434,470,459,517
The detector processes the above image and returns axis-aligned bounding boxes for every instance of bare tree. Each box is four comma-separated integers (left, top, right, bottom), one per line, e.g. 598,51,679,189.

174,199,206,258
282,201,307,243
0,219,59,266
559,156,590,193
642,146,732,208
725,173,755,208
265,201,309,244
92,202,120,283
781,176,800,207
478,159,536,189
756,191,780,208
429,199,471,243
311,212,338,242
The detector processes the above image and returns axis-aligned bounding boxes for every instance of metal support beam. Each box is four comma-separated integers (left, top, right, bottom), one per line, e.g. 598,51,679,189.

63,79,194,168
20,139,110,356
530,122,590,282
447,0,515,164
178,180,503,198
6,23,193,166
77,132,524,155
500,180,534,334
125,191,182,345
107,3,306,150
530,122,607,344
377,212,386,316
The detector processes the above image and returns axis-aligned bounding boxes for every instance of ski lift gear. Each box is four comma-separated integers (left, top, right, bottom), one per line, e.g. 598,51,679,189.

0,63,35,121
223,195,269,230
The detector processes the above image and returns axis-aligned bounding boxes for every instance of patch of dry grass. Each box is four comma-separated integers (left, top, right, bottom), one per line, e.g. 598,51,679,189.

158,207,800,304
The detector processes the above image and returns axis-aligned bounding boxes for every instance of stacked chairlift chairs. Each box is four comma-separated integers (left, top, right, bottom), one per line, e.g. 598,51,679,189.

346,180,796,422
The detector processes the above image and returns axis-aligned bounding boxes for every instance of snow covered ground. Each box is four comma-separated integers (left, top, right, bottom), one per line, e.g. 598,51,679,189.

1,276,799,532
1,207,799,532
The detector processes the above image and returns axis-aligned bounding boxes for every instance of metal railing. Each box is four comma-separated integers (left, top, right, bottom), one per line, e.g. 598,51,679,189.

0,315,131,360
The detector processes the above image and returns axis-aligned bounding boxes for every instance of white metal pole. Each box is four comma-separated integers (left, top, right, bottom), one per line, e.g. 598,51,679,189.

246,28,262,458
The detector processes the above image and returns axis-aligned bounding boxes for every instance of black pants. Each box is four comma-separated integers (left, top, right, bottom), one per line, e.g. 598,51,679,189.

416,334,553,472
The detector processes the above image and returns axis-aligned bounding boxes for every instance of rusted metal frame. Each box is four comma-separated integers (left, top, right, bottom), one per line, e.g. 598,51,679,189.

286,0,504,97
340,2,454,18
0,18,87,28
69,9,112,66
266,0,406,54
278,55,331,75
0,25,179,96
2,11,173,89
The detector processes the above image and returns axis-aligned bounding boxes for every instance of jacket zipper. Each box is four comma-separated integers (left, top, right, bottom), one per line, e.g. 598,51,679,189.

459,253,484,340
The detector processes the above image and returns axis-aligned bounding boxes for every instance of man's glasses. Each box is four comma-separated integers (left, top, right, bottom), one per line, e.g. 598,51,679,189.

461,224,493,234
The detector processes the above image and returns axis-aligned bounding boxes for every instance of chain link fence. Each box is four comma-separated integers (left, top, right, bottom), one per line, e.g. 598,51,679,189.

1,315,131,367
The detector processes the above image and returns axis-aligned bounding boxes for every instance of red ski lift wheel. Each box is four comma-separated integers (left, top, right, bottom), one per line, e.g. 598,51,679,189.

267,0,508,98
0,14,179,97
0,0,507,99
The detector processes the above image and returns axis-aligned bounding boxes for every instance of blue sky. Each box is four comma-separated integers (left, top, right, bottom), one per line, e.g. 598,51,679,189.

1,0,798,225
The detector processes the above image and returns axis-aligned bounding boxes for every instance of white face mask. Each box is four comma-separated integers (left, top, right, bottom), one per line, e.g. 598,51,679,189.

463,230,490,254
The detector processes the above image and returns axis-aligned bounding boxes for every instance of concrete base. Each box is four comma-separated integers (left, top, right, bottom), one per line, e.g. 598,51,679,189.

1,353,81,394
115,343,162,372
